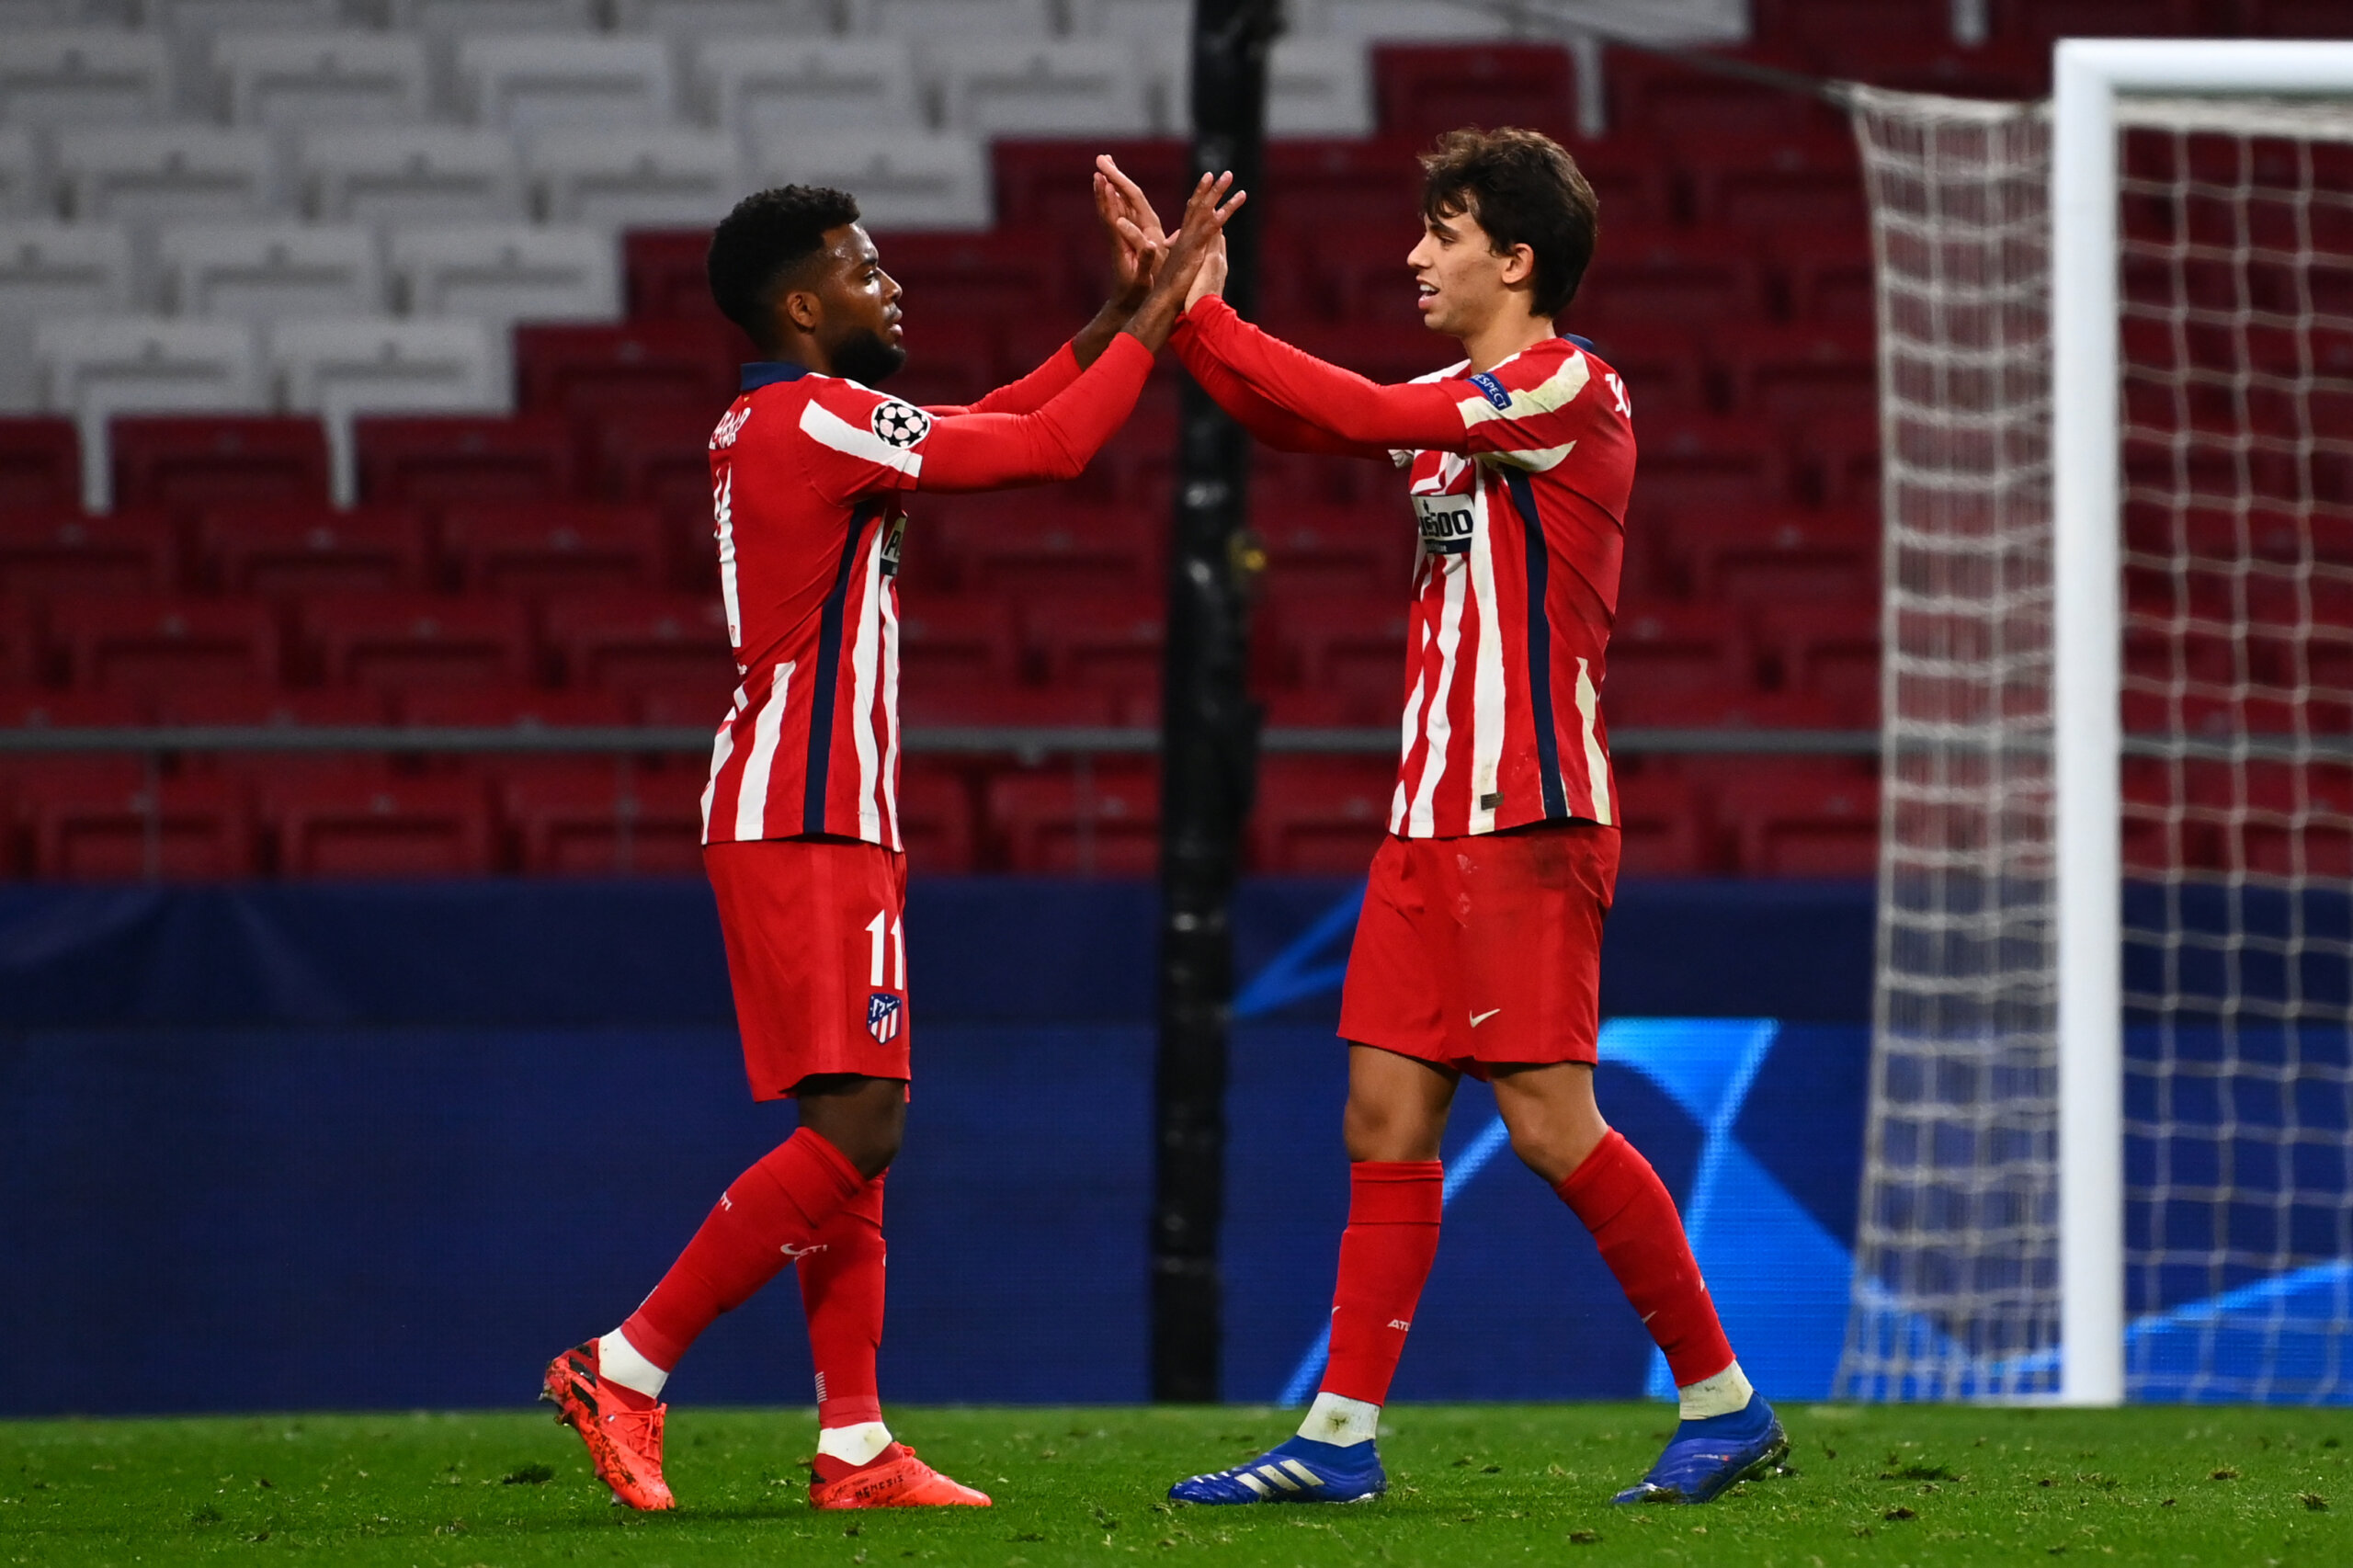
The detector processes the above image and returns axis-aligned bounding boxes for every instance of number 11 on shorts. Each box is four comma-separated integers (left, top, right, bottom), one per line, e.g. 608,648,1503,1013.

865,910,905,990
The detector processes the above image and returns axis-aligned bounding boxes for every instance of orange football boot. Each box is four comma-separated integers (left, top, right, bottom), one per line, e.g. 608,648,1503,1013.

809,1444,993,1509
540,1341,676,1511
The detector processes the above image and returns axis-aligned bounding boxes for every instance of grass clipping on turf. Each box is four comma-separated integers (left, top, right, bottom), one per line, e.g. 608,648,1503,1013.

0,1403,2347,1565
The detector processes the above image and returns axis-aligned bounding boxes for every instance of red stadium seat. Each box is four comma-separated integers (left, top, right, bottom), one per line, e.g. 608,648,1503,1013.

986,764,1158,876
1678,508,1877,604
1605,601,1756,709
1625,417,1793,516
1751,0,1948,62
1260,211,1423,327
357,415,577,507
442,503,666,597
1578,325,1711,424
991,139,1188,274
1026,593,1164,702
0,687,150,727
886,315,1003,412
2245,0,2353,37
896,760,976,874
48,595,280,694
1257,686,1370,728
397,686,631,727
1572,142,1679,233
1991,0,2204,50
1264,138,1426,237
1755,600,1881,726
632,680,736,727
267,772,496,878
544,593,734,694
1717,764,1879,878
1606,680,1851,733
514,320,737,429
1686,139,1867,234
0,418,81,513
494,758,705,876
595,406,722,590
302,592,536,692
1373,43,1575,148
1269,592,1413,722
883,231,1077,329
1568,227,1771,331
1251,756,1393,874
1612,766,1713,876
204,506,429,597
23,771,256,881
0,509,177,599
1776,230,1877,325
1604,44,1842,146
896,595,1021,688
154,686,388,726
624,230,735,324
0,601,37,688
939,497,1158,600
1259,506,1412,598
897,683,1120,727
111,416,331,514
1719,323,1877,425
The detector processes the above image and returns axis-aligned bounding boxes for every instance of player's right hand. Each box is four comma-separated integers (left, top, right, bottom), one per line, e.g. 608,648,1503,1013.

1123,171,1245,352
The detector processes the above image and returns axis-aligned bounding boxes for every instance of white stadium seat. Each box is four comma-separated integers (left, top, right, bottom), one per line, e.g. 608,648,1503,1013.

456,35,676,133
387,0,601,35
0,124,43,219
212,31,432,128
153,221,384,320
1299,0,1512,40
0,31,175,126
388,222,620,326
848,0,1056,40
614,0,843,40
299,127,525,224
1070,0,1187,43
698,39,921,143
56,127,282,226
0,2,129,23
749,129,988,232
940,40,1150,138
33,315,264,507
1267,38,1372,138
154,0,347,33
0,221,133,411
528,129,740,229
270,315,506,504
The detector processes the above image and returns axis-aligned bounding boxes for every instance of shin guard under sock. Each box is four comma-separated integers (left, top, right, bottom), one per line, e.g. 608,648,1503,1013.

800,1170,888,1430
1317,1161,1443,1407
1554,1129,1735,1388
621,1127,867,1371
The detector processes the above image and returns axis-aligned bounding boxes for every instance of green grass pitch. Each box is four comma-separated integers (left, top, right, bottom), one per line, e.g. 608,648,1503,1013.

3,1403,2347,1565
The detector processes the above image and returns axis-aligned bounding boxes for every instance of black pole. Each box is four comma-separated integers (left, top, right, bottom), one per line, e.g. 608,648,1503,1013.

1152,0,1277,1404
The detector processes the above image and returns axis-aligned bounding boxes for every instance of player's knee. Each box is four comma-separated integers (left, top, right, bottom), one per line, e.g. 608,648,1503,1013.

1342,1095,1439,1163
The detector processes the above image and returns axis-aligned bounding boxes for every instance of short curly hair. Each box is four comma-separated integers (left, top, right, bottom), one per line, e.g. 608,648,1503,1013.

1419,127,1599,318
707,185,862,349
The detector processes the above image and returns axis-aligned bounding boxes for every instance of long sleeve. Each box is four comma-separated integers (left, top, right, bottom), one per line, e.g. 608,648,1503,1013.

1182,295,1470,451
926,340,1083,418
1170,312,1394,460
912,332,1155,493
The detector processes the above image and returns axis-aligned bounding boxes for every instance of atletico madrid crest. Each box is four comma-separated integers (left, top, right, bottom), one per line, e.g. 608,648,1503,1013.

867,991,903,1044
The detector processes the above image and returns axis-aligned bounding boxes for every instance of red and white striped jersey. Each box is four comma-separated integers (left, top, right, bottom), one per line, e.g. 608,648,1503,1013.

699,361,919,849
1176,300,1636,838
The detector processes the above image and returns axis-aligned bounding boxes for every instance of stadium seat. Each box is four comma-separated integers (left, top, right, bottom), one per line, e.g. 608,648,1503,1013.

895,759,977,874
0,29,174,124
1264,38,1376,139
155,0,344,30
0,223,135,413
23,770,256,881
1370,43,1574,147
303,592,535,693
1603,682,1850,733
881,315,1003,413
1567,226,1771,329
1623,417,1792,516
1251,756,1393,874
596,405,722,546
879,230,1074,328
1269,591,1412,721
53,128,282,227
1604,45,1841,146
749,131,992,233
1687,136,1868,233
441,502,666,597
456,36,676,134
1990,0,2204,50
1576,325,1710,424
354,412,574,507
399,685,631,729
389,224,621,327
1025,591,1163,698
850,0,1056,40
1719,323,1877,425
0,507,176,599
1754,599,1880,726
298,128,527,225
48,593,280,693
275,321,509,505
990,136,1185,242
622,230,727,322
0,418,80,511
388,0,600,34
33,319,267,510
1605,601,1756,708
153,222,385,321
153,685,389,726
938,497,1157,600
695,39,925,143
617,0,842,40
267,771,497,878
543,591,733,693
1750,0,1949,64
2244,0,2353,36
1262,137,1421,235
1258,505,1410,597
210,29,432,129
897,681,1120,727
528,130,741,231
896,595,1021,688
1677,507,1877,605
1303,0,1512,40
986,763,1158,876
1612,766,1712,877
494,756,706,876
1776,230,1876,325
110,415,332,513
0,685,148,728
1718,764,1878,879
205,502,434,597
0,125,40,221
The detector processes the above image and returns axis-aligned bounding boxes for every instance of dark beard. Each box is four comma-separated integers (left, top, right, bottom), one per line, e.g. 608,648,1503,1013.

832,329,907,388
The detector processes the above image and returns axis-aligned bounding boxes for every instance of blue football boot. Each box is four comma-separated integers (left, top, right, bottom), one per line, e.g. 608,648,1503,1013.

1611,1395,1788,1505
1167,1435,1387,1505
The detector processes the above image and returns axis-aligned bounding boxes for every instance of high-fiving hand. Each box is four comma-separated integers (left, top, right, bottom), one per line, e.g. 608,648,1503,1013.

1115,166,1246,353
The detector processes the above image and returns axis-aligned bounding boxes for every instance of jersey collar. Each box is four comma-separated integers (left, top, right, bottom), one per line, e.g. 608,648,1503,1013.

739,360,811,392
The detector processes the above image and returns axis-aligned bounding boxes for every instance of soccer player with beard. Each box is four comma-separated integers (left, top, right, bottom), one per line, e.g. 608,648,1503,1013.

541,171,1243,1514
1098,131,1786,1508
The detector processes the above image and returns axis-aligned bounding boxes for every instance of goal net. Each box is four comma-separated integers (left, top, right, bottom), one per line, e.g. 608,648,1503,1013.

1843,61,2353,1404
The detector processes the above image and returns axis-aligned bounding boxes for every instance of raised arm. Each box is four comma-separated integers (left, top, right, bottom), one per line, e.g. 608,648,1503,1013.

1181,295,1469,451
1169,312,1393,459
913,334,1154,491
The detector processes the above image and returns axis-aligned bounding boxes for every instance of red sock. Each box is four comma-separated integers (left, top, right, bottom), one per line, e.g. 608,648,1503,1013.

1554,1129,1735,1388
621,1127,866,1370
1318,1161,1443,1406
799,1170,887,1430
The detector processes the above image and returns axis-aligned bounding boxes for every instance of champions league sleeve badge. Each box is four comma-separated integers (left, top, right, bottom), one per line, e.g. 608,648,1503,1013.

870,400,932,449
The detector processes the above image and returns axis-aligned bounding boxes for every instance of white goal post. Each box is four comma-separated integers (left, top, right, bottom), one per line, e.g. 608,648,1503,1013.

1847,40,2353,1408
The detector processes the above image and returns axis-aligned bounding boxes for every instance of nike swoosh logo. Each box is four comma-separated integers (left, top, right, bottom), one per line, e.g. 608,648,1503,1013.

1470,1008,1501,1027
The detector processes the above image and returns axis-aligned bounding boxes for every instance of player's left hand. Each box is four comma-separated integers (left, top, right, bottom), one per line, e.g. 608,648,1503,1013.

1095,162,1164,307
1186,232,1229,312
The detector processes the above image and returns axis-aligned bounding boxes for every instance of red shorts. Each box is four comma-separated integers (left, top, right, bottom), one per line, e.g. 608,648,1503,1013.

704,836,911,1101
1336,820,1620,1078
